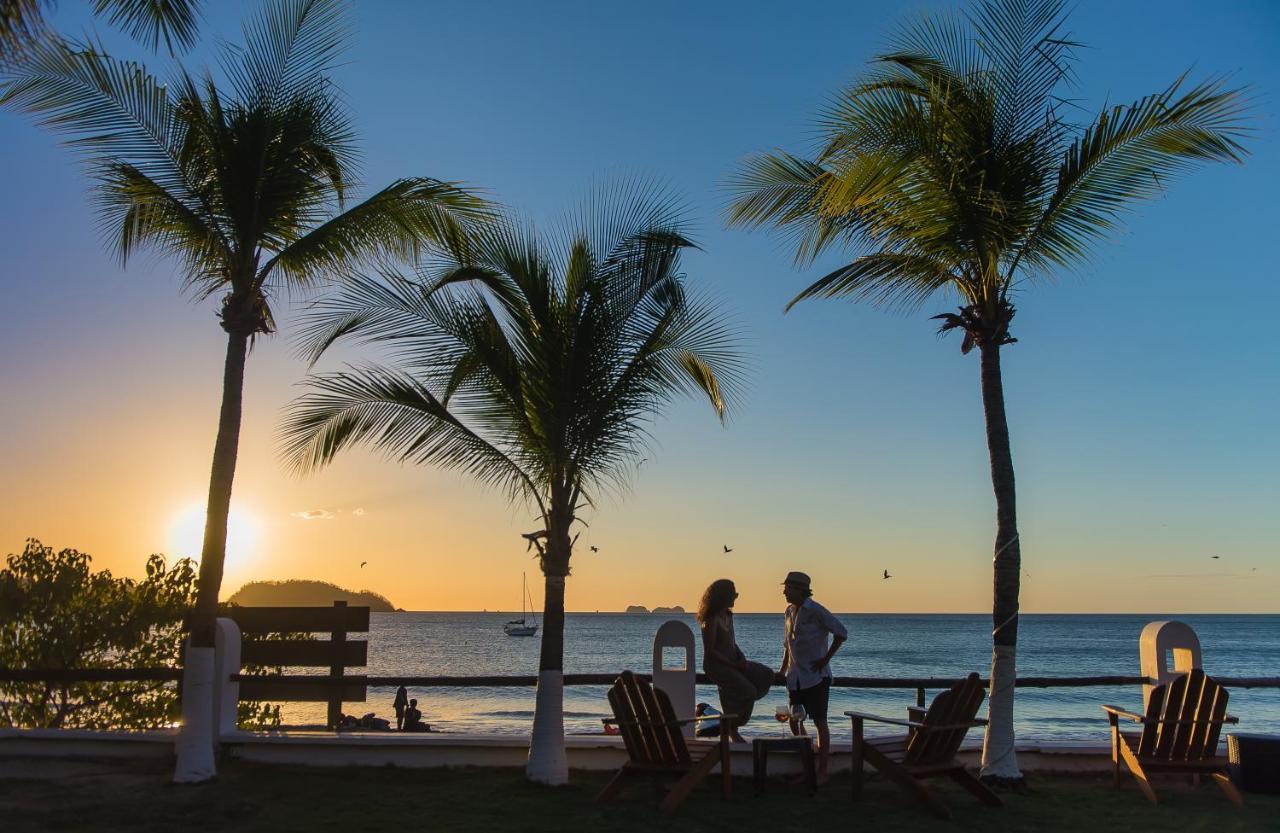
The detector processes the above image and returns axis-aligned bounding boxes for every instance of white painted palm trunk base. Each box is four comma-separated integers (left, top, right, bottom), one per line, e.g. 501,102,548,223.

526,670,567,785
173,644,217,783
980,643,1022,780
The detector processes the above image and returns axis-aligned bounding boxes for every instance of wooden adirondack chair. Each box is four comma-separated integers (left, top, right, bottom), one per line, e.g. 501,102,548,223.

1101,668,1243,807
597,670,734,815
845,672,1001,820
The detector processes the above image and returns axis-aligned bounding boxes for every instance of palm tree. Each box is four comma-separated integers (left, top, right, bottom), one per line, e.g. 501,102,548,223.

280,186,743,784
1,0,490,780
1,0,202,60
727,0,1249,782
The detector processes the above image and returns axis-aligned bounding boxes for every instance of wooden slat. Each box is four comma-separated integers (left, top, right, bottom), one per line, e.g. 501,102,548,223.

1203,682,1229,755
649,677,691,765
609,683,645,761
1137,683,1166,757
1156,670,1194,759
240,640,367,668
218,605,370,634
238,678,367,702
622,672,664,764
637,675,680,765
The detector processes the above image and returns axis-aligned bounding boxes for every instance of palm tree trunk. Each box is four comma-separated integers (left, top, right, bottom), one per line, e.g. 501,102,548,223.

977,341,1023,783
526,504,571,785
174,329,249,784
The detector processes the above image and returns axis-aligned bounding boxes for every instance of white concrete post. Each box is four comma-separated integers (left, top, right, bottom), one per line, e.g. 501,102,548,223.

652,620,697,737
213,618,241,739
1139,620,1202,707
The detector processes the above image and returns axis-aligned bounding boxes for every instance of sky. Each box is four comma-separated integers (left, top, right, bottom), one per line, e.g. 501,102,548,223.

0,0,1277,615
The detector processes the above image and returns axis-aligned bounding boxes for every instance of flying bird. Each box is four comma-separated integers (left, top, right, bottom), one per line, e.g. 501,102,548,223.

638,458,648,467
590,546,599,553
883,570,892,580
1211,555,1220,559
360,561,367,568
723,545,733,554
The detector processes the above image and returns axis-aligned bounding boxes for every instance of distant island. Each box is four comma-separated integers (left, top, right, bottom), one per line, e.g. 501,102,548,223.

227,580,397,612
624,605,686,615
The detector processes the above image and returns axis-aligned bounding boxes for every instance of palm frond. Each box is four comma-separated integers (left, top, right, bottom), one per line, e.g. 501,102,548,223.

92,0,203,54
263,177,493,288
279,366,538,504
0,37,189,195
787,253,960,312
224,0,347,108
1015,74,1251,275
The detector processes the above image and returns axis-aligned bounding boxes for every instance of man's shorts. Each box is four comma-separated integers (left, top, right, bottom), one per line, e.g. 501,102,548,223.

787,679,831,722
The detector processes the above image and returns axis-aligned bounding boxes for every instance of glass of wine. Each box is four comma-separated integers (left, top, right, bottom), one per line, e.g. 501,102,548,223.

774,704,791,723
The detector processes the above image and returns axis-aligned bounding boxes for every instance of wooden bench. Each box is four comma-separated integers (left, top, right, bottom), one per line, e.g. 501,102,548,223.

846,672,1001,819
597,670,734,815
1102,668,1243,807
219,601,369,729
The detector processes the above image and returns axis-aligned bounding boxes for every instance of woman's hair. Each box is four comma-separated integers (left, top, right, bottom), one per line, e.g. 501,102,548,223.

697,579,736,624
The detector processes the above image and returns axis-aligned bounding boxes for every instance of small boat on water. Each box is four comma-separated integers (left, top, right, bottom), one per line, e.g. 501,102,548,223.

504,572,538,637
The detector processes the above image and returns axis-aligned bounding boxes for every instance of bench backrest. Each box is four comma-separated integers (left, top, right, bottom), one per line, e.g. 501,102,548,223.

219,600,370,727
1137,668,1229,761
607,670,692,766
904,672,985,766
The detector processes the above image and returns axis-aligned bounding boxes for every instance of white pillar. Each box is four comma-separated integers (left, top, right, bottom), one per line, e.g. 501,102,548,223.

526,670,567,784
213,618,241,738
1139,620,1202,707
652,620,697,737
173,643,217,783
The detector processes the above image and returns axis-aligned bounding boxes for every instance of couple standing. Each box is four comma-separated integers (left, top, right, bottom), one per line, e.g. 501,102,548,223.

696,571,847,780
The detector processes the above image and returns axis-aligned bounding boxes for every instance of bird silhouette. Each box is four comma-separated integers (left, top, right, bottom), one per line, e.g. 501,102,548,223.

360,561,367,568
1212,555,1220,559
638,458,648,467
723,545,733,554
590,546,599,553
883,570,892,580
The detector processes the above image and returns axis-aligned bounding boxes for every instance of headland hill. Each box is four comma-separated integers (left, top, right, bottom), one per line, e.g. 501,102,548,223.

227,579,399,611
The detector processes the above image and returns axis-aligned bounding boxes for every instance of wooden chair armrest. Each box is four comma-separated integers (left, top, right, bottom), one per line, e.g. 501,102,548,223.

603,713,739,727
844,711,924,729
1101,705,1146,722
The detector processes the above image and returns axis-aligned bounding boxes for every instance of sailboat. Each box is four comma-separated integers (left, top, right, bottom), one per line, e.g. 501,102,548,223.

503,572,538,637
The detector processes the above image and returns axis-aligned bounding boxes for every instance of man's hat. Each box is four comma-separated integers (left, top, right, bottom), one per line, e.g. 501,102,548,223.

781,571,811,589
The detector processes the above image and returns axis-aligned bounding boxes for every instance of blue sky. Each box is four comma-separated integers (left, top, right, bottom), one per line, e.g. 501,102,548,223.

0,0,1276,612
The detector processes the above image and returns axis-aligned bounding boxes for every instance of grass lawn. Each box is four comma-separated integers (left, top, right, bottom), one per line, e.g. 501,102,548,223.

1,756,1277,833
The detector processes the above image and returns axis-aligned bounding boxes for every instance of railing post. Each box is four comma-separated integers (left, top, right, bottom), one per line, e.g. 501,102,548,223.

328,600,348,729
213,618,241,738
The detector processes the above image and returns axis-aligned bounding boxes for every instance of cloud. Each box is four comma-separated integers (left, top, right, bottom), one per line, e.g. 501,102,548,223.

291,509,336,521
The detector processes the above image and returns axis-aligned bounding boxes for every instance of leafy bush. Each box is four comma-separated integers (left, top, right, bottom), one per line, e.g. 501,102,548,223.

0,539,196,729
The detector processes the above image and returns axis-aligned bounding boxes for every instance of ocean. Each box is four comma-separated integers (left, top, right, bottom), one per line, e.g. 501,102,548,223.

272,612,1280,742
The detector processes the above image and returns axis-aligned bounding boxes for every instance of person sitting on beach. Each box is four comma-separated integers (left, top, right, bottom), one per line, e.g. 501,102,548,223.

698,578,774,743
403,698,430,732
393,685,409,730
780,571,847,783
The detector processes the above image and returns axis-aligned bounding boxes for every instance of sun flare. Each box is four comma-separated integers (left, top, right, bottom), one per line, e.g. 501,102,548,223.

166,501,260,577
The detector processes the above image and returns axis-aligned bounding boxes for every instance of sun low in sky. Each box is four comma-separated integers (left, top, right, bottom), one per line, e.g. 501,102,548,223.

166,502,262,589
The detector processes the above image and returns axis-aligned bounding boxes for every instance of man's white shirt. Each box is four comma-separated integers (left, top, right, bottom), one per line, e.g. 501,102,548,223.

783,598,848,691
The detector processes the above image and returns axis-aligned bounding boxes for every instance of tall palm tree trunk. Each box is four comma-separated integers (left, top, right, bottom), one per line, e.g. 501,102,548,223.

527,510,570,784
174,329,249,783
977,342,1023,782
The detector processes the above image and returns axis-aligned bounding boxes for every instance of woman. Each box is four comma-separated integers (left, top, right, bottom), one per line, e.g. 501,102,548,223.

697,579,774,742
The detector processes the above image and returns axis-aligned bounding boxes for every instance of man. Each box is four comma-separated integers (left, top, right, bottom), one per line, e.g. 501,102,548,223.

780,571,847,783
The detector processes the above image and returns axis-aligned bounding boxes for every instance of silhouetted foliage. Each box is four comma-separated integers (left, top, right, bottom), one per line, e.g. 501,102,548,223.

0,539,195,729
